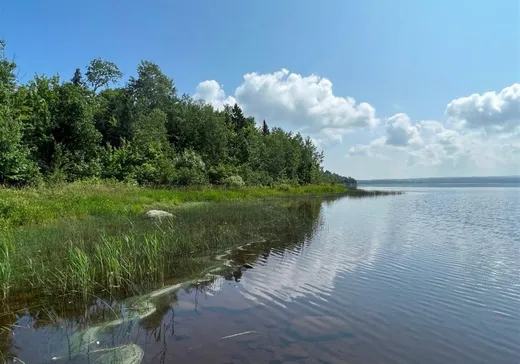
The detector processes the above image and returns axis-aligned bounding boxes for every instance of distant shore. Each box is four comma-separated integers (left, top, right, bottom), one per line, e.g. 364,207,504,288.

359,175,520,187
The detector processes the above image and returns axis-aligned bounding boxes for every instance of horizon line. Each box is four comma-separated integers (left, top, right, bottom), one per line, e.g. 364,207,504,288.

358,175,520,182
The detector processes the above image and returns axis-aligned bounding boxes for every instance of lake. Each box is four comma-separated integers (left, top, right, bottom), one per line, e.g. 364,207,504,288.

6,187,520,363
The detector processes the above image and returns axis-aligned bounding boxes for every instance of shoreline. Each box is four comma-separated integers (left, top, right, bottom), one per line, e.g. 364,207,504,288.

0,181,401,229
0,183,401,301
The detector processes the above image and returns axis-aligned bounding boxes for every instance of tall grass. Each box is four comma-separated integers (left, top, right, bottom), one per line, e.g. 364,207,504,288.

0,181,401,301
67,247,94,298
94,233,166,291
95,236,125,290
0,240,12,299
0,181,388,229
0,198,327,302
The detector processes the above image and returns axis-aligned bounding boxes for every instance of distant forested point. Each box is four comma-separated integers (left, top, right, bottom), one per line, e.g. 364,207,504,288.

0,40,355,188
323,171,357,189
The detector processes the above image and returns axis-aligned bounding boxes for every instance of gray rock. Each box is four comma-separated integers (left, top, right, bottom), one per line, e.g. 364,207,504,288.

145,210,173,219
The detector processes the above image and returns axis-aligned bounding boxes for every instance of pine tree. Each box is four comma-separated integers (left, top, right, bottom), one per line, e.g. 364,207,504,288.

262,120,270,135
71,68,83,86
231,103,246,131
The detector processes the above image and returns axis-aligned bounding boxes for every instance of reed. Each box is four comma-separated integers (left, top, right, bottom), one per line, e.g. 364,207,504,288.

0,198,327,300
0,182,401,301
0,240,12,299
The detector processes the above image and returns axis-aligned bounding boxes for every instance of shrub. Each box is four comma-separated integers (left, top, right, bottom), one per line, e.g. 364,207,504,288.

100,141,136,181
174,150,207,186
222,175,245,188
208,164,238,185
134,162,158,186
238,167,274,187
175,167,208,186
175,150,205,170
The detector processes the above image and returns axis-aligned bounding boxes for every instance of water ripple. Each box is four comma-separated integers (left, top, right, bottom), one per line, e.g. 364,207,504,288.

228,188,520,363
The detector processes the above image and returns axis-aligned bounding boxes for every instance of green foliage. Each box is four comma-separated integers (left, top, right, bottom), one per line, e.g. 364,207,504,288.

133,109,169,153
0,41,41,185
17,75,60,174
222,175,245,188
127,61,175,112
86,58,122,93
174,150,207,186
323,170,358,188
101,140,136,181
208,164,238,184
0,110,41,185
0,39,16,105
239,166,274,186
175,149,205,170
0,38,355,188
94,88,133,146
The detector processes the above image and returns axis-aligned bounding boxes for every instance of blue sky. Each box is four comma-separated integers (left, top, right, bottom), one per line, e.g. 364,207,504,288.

1,0,519,179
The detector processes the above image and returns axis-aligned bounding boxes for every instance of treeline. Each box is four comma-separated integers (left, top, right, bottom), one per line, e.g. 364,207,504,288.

0,40,355,188
323,171,357,189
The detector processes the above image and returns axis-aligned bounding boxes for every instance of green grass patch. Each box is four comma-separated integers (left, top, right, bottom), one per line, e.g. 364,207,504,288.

0,182,401,302
0,198,327,302
0,181,396,229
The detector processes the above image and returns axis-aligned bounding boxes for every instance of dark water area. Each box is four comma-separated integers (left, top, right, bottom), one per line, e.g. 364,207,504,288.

6,188,520,363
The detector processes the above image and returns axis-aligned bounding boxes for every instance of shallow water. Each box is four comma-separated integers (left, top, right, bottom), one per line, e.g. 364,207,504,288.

7,188,520,363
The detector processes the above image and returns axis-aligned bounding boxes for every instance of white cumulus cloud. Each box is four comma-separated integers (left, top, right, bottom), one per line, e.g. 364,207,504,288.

193,74,519,177
235,69,379,132
346,83,520,177
445,83,520,134
348,137,388,158
385,113,423,147
348,114,515,169
347,113,423,156
194,69,379,138
194,80,236,111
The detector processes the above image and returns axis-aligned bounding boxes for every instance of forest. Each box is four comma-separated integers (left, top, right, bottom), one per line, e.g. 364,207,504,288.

0,40,357,188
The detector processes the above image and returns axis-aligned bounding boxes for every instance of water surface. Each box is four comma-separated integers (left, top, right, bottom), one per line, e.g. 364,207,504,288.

8,188,520,363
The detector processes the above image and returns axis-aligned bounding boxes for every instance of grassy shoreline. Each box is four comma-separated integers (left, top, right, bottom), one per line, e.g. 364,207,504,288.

0,182,401,301
0,198,324,301
0,181,398,228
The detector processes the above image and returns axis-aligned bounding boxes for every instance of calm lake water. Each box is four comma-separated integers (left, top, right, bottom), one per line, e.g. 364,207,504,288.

8,187,520,363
